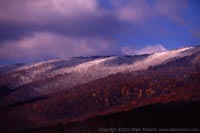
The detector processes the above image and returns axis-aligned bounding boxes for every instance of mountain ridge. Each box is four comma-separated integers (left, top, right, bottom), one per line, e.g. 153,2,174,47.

0,45,200,132
1,46,199,94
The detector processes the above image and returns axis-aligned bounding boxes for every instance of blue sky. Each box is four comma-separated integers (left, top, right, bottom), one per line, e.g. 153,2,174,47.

0,0,200,65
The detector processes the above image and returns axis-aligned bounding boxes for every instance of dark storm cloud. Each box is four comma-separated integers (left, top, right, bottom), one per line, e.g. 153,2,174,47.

0,14,123,42
0,0,125,43
0,0,199,65
0,0,189,43
0,0,125,64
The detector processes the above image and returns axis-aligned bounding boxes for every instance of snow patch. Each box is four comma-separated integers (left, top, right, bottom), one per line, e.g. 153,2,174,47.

1,46,199,95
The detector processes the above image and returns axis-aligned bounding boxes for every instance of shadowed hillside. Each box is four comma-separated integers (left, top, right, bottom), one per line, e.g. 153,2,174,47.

20,101,200,133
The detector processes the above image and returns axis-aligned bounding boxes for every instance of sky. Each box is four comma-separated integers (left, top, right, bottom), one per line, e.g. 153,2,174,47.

0,0,200,65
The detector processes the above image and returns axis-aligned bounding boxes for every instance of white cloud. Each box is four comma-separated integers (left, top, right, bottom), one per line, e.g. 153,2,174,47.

122,44,167,55
111,0,187,25
0,0,98,24
0,32,120,62
114,1,152,23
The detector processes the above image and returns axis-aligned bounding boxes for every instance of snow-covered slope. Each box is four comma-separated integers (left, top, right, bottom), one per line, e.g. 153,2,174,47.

0,46,200,95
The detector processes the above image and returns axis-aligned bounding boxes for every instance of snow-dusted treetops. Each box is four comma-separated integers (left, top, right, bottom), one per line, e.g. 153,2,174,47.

0,46,200,96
